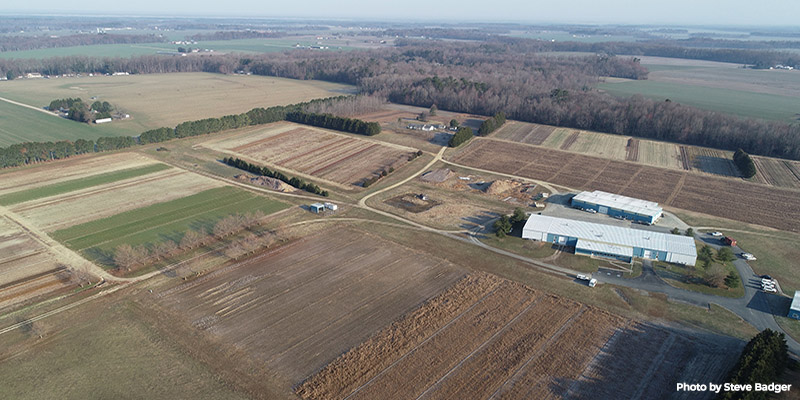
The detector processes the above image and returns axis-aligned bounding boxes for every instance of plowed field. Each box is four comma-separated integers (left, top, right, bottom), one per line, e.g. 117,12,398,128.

450,139,800,231
204,123,415,187
299,273,738,400
155,228,465,383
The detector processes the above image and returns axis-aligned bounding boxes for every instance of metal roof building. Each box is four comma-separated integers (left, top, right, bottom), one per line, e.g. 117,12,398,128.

572,190,663,225
522,215,696,266
789,292,800,320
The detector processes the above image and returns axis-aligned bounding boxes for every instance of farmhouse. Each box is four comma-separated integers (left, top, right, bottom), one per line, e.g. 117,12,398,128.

572,190,663,225
522,215,696,265
789,291,800,320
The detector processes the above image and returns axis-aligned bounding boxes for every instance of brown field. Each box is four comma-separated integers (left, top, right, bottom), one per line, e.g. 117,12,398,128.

0,152,157,197
451,139,800,232
493,121,555,145
357,109,421,123
687,147,738,177
638,140,683,169
10,167,222,231
298,273,738,400
0,217,71,309
155,228,465,383
752,157,800,189
205,123,415,187
560,131,580,150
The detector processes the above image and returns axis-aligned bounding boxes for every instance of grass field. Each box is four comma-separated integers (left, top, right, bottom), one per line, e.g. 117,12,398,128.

637,139,683,169
0,100,132,146
0,42,177,60
0,73,355,141
0,301,248,400
0,163,169,206
599,79,800,122
52,186,287,264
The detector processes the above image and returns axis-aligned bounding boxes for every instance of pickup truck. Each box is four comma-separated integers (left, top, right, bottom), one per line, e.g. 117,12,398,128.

576,274,597,287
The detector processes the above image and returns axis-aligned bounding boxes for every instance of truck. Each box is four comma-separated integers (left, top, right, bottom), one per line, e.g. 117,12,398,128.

722,236,737,246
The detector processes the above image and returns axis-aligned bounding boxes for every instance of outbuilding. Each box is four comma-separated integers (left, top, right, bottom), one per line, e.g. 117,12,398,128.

522,214,696,265
310,203,326,213
789,291,800,320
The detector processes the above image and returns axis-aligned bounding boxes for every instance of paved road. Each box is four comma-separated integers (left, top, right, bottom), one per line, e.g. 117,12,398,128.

596,233,800,355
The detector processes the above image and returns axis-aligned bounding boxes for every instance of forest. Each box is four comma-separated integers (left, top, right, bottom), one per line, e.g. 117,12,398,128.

1,38,799,160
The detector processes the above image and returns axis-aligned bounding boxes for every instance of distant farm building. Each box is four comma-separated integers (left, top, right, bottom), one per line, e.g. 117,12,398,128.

324,202,338,211
789,292,800,320
94,118,112,124
522,215,697,266
310,203,326,213
572,190,663,225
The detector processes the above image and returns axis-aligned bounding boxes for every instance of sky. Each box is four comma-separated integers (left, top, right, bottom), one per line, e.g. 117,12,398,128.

2,0,799,26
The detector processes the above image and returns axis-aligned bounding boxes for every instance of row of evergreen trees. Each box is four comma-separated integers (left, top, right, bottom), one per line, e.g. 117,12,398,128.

222,157,328,196
0,96,374,169
718,329,788,400
478,112,506,136
733,148,757,178
448,127,474,147
285,111,381,136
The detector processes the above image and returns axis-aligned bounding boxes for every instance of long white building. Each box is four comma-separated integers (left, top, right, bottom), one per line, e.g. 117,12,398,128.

571,190,663,225
522,215,696,266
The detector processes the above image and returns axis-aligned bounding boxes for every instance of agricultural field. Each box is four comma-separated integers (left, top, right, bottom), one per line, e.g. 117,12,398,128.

0,216,71,310
492,121,555,146
0,42,176,60
564,130,628,159
450,139,800,232
298,273,738,400
686,147,738,177
0,73,355,137
751,156,800,188
203,122,416,187
638,139,683,169
599,78,800,122
0,99,132,146
52,186,287,266
154,228,466,383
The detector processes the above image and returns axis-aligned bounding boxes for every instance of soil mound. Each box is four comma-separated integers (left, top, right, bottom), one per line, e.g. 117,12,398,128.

234,174,296,192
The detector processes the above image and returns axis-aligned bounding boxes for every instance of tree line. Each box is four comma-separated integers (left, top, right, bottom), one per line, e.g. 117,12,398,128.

478,112,506,136
285,111,381,136
733,149,757,178
2,39,800,160
448,127,473,147
223,157,328,196
0,33,166,53
718,329,788,400
0,96,369,169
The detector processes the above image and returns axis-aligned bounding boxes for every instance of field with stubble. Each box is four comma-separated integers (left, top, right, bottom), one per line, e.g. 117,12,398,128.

154,228,465,384
204,122,416,187
298,273,738,400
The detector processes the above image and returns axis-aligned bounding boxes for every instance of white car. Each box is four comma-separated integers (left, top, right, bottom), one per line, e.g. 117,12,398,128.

741,253,757,261
762,278,774,285
708,231,723,237
764,286,777,293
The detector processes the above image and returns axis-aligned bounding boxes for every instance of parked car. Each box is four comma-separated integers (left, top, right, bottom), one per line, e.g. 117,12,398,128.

709,231,724,237
761,274,773,280
741,253,757,261
764,286,777,293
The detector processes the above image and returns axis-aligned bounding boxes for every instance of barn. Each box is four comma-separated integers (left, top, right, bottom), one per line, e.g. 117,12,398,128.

522,215,696,266
571,190,663,225
789,292,800,320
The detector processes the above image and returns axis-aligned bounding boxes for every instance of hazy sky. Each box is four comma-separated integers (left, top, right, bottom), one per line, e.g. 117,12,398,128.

2,0,799,26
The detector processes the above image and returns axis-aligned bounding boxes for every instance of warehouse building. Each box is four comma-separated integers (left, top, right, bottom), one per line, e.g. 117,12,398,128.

522,215,696,266
571,190,663,225
789,292,800,320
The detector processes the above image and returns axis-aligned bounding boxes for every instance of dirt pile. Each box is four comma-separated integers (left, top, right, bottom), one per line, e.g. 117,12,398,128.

420,168,454,183
234,174,295,192
484,179,518,195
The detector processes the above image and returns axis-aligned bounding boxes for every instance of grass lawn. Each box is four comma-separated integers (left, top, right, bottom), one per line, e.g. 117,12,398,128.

776,316,800,345
599,80,800,122
653,258,744,298
0,301,248,400
0,100,134,146
0,163,169,205
52,186,288,265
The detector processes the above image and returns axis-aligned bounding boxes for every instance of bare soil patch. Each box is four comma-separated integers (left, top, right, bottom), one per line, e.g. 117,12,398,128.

384,193,441,213
155,228,465,383
625,138,639,161
298,273,739,400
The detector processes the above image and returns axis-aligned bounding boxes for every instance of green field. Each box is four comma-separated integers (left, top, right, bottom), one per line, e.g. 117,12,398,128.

599,78,800,122
0,100,135,146
52,186,288,263
0,38,354,60
0,163,169,206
